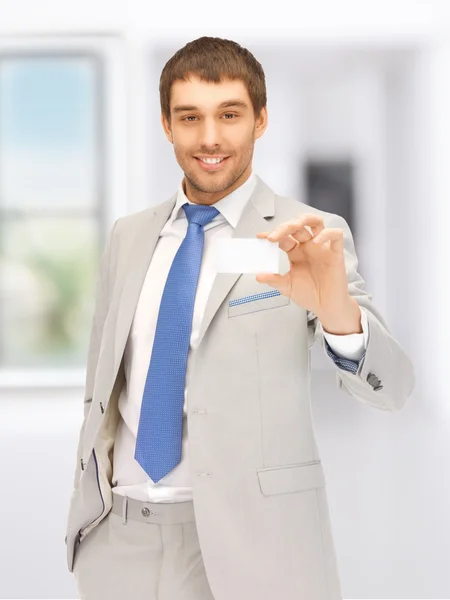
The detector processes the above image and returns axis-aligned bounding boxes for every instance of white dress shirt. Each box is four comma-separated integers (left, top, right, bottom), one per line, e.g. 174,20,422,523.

111,171,369,503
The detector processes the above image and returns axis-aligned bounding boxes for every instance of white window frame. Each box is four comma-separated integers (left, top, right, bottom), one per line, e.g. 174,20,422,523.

0,34,128,389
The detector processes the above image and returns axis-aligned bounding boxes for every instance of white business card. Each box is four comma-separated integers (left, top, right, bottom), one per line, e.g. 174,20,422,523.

211,238,281,274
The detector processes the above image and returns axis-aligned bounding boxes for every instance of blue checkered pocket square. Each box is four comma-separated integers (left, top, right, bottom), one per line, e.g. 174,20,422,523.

228,289,282,307
228,290,290,317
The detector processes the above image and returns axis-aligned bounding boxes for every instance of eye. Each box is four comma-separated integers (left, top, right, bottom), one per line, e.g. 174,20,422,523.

181,113,238,122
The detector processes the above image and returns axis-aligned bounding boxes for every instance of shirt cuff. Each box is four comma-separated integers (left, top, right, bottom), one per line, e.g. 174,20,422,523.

320,305,368,360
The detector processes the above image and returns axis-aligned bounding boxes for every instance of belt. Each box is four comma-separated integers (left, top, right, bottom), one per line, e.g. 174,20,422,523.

111,490,196,525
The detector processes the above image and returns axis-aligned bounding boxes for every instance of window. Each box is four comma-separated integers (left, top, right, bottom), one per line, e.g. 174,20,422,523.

0,36,126,387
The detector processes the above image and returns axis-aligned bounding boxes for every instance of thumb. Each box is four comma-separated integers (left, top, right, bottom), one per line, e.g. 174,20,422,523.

255,272,285,289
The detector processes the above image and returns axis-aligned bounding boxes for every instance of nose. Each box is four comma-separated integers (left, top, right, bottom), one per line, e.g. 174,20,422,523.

198,118,222,148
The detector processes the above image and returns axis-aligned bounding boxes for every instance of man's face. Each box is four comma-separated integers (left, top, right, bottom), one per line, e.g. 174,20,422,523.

161,74,267,205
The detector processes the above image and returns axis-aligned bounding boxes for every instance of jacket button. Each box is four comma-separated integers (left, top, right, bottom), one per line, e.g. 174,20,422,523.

366,373,381,387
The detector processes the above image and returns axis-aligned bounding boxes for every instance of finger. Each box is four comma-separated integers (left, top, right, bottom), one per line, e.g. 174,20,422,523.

257,231,299,253
278,235,300,253
294,222,325,243
274,224,324,252
313,228,344,253
255,272,286,288
268,215,324,243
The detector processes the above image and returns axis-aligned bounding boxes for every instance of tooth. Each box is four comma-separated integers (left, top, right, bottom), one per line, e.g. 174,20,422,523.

201,158,222,164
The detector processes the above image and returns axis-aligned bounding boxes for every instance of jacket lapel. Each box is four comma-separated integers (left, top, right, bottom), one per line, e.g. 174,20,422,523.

112,195,175,370
196,182,275,347
113,174,276,372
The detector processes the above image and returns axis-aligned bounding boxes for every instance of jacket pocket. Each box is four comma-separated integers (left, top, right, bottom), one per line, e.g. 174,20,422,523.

79,448,105,540
66,448,105,572
257,460,325,496
228,290,290,318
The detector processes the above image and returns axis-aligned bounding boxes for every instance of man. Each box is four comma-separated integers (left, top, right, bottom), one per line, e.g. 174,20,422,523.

65,36,415,600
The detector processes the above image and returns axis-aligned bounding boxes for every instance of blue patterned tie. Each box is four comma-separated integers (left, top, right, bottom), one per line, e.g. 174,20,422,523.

135,202,220,483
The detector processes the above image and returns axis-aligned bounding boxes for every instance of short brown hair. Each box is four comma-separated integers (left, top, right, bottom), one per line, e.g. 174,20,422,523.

159,36,267,123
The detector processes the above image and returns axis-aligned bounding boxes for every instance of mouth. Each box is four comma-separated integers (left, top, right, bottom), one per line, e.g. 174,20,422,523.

194,156,230,171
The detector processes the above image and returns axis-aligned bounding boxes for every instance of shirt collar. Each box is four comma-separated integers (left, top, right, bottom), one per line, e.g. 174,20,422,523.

170,171,257,229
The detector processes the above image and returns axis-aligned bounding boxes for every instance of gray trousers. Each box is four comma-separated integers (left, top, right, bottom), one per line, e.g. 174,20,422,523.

73,490,216,600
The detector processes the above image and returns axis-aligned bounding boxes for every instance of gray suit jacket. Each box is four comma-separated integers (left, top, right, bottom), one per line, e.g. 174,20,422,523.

65,174,415,600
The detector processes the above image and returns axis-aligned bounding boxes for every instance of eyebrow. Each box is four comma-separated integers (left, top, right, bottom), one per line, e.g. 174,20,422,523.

172,99,249,114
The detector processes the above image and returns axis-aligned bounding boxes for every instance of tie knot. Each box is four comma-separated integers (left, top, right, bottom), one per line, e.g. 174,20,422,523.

183,203,220,227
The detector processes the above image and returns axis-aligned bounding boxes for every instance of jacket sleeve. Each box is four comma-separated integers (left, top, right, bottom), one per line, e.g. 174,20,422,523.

71,219,118,491
307,213,415,411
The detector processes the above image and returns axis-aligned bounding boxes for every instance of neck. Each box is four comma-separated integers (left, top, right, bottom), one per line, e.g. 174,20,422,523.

183,164,253,205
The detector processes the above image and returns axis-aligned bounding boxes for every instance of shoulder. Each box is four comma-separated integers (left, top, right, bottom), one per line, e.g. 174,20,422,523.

110,196,174,240
273,193,349,230
113,206,157,236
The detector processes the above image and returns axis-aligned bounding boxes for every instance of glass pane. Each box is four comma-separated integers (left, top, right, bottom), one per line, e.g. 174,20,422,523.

0,56,99,211
0,216,100,367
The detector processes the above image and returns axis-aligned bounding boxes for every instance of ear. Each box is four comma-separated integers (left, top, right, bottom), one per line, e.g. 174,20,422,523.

255,106,268,140
161,113,173,143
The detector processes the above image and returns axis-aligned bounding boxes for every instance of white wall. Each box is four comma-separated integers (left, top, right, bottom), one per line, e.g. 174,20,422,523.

0,1,449,598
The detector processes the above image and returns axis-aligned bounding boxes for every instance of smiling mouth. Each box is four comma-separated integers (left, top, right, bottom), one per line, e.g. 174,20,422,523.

195,156,230,171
